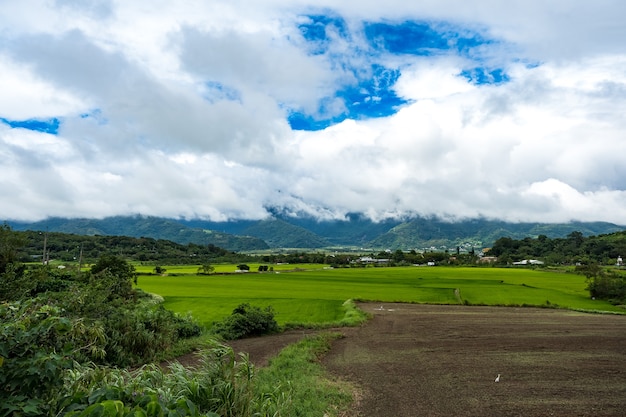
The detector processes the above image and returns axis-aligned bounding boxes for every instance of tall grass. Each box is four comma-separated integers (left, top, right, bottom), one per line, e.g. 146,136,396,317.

254,332,354,417
56,335,350,417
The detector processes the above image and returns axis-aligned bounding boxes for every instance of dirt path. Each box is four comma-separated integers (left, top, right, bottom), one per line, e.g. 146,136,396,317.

322,303,626,417
167,329,320,369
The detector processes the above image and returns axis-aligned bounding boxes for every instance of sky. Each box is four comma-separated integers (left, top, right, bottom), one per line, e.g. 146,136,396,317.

1,0,626,224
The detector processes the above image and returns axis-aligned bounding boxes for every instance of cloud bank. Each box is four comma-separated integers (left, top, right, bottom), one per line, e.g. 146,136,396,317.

1,0,626,224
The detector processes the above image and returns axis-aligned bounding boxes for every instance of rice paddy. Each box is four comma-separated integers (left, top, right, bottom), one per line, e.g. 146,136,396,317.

136,266,624,327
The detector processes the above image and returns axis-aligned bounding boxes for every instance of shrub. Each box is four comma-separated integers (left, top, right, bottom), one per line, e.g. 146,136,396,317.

213,303,279,340
89,254,137,299
173,312,203,338
580,262,626,302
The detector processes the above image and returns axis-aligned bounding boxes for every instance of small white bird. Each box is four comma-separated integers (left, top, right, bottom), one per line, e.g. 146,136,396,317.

495,374,501,383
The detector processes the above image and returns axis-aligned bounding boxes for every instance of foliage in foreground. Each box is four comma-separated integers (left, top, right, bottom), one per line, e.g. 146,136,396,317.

1,225,205,416
1,333,350,417
59,343,257,417
0,286,203,417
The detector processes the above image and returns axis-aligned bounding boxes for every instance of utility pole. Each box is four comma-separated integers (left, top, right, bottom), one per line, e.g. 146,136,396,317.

78,243,84,274
42,230,48,265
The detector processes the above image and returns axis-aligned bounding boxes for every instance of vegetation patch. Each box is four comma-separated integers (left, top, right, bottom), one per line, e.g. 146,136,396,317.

212,303,279,340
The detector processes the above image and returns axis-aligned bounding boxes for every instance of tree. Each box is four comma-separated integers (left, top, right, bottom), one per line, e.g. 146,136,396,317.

580,262,626,302
0,223,26,275
0,224,29,301
197,263,215,275
236,264,250,271
392,249,405,262
90,255,137,299
567,231,584,246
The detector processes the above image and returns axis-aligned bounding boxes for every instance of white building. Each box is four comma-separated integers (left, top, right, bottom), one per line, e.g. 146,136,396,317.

512,259,544,265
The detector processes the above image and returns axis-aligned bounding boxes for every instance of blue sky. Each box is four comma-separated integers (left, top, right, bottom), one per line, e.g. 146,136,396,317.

290,16,507,130
1,117,60,134
1,1,626,224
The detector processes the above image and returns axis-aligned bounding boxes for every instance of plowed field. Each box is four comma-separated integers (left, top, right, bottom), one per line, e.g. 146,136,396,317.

184,304,626,416
323,304,626,417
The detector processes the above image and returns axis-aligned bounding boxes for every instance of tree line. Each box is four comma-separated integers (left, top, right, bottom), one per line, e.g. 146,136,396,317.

13,229,242,265
488,230,626,304
488,230,626,265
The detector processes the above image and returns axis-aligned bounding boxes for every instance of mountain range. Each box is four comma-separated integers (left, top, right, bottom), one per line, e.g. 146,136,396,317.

7,214,626,252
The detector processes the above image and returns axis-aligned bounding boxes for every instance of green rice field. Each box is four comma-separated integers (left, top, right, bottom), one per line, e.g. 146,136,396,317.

136,266,625,327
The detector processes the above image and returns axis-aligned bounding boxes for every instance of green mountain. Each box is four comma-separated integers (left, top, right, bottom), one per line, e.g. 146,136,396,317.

270,213,402,246
9,216,269,252
240,218,330,248
368,218,626,250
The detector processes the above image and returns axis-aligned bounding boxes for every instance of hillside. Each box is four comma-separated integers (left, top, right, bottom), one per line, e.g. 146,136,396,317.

13,230,239,264
368,218,626,250
271,213,402,246
8,216,269,252
239,218,330,248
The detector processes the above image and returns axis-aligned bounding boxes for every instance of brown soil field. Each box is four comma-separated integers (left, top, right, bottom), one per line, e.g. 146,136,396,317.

325,304,626,417
177,304,626,416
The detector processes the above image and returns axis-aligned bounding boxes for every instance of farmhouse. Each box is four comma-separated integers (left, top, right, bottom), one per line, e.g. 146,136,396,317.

512,259,544,265
355,256,389,264
478,256,498,264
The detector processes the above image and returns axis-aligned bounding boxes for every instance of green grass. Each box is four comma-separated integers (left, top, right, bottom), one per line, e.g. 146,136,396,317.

254,332,353,417
136,266,625,328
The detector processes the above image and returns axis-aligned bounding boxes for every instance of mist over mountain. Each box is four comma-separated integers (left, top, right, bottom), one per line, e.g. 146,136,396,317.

7,213,625,252
178,211,403,247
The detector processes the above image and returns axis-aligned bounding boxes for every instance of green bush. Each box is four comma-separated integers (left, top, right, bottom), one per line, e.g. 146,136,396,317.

213,303,279,340
173,312,203,338
579,262,626,303
89,254,137,300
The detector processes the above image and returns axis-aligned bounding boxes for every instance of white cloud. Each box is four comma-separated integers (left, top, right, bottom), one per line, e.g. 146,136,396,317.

1,1,626,225
0,56,86,119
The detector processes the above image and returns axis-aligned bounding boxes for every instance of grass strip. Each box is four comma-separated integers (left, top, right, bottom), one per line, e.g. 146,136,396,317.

283,299,370,331
253,332,354,417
